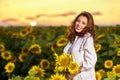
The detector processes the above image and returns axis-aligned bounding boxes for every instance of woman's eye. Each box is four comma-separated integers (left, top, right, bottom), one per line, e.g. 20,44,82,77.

82,22,86,25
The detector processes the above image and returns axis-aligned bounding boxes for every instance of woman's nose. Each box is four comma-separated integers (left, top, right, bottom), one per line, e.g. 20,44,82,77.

78,22,82,25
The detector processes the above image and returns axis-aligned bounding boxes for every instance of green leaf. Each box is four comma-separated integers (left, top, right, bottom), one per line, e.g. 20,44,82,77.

20,54,36,74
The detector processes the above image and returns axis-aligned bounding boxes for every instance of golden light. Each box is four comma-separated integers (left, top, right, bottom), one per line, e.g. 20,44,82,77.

0,0,120,26
30,21,37,26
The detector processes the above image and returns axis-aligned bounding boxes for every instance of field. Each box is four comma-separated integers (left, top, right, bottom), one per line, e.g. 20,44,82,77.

0,25,120,80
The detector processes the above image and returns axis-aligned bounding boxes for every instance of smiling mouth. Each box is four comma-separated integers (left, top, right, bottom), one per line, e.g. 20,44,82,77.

76,26,81,30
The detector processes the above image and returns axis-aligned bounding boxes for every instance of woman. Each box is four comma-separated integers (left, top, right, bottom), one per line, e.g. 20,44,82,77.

64,11,97,80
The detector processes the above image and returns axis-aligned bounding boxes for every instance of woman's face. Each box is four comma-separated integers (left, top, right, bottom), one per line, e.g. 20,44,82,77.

75,15,88,33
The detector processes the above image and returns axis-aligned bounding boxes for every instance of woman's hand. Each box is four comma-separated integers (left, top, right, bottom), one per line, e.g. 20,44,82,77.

65,72,75,80
65,67,81,80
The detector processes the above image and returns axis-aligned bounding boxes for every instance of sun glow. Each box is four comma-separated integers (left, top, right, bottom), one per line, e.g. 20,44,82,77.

30,21,37,26
0,0,120,26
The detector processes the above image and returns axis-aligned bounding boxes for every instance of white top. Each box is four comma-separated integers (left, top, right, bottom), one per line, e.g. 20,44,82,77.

64,33,97,80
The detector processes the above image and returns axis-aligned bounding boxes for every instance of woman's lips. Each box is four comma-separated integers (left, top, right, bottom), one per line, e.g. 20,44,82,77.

76,26,81,30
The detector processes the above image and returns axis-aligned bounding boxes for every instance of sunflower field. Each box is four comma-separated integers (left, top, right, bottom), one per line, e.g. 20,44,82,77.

0,25,120,80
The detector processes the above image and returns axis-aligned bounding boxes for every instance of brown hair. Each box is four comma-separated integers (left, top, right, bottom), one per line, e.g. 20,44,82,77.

67,11,96,43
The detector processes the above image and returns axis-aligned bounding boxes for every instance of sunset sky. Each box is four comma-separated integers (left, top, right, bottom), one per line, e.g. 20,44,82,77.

0,0,120,26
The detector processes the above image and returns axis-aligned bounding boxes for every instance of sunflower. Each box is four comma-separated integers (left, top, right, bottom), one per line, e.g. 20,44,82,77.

4,62,15,73
104,60,113,69
55,53,72,72
21,48,29,54
53,53,59,61
1,51,12,60
19,29,28,37
40,59,50,69
28,35,36,41
0,44,5,52
10,56,17,63
18,53,27,62
51,45,56,52
107,71,115,78
117,50,120,56
29,65,45,77
95,34,105,41
49,73,66,80
112,64,120,75
115,39,120,46
11,33,19,38
68,62,79,74
29,44,42,54
96,71,102,80
25,26,33,33
56,37,68,47
98,69,105,77
95,43,102,52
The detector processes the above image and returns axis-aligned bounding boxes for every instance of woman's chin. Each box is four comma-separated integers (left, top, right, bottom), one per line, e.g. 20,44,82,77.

75,29,82,33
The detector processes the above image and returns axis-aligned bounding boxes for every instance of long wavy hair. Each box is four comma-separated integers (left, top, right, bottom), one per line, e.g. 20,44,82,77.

67,11,96,43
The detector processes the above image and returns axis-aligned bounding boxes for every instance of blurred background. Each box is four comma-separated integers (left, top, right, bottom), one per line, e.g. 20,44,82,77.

0,0,120,26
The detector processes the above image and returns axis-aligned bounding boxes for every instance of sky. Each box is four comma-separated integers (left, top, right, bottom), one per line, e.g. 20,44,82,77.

0,0,120,26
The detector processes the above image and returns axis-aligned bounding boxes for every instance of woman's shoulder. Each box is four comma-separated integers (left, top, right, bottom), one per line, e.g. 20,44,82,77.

84,33,92,38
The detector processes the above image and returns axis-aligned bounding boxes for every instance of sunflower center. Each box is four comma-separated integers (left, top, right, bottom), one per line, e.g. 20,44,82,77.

30,36,34,40
54,78,61,80
22,30,27,34
27,28,30,31
4,52,9,57
96,45,101,50
115,67,120,73
27,27,32,32
12,34,18,38
107,62,111,66
22,55,26,60
60,58,69,66
11,57,16,61
116,40,120,44
37,71,42,76
8,65,13,71
59,39,66,43
0,46,3,49
23,49,28,53
43,62,48,67
31,47,39,51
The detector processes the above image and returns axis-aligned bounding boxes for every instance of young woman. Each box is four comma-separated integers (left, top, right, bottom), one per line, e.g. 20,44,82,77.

64,11,97,80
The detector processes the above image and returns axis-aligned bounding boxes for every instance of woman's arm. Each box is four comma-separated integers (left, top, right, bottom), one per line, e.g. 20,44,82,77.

63,41,71,54
80,36,97,71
